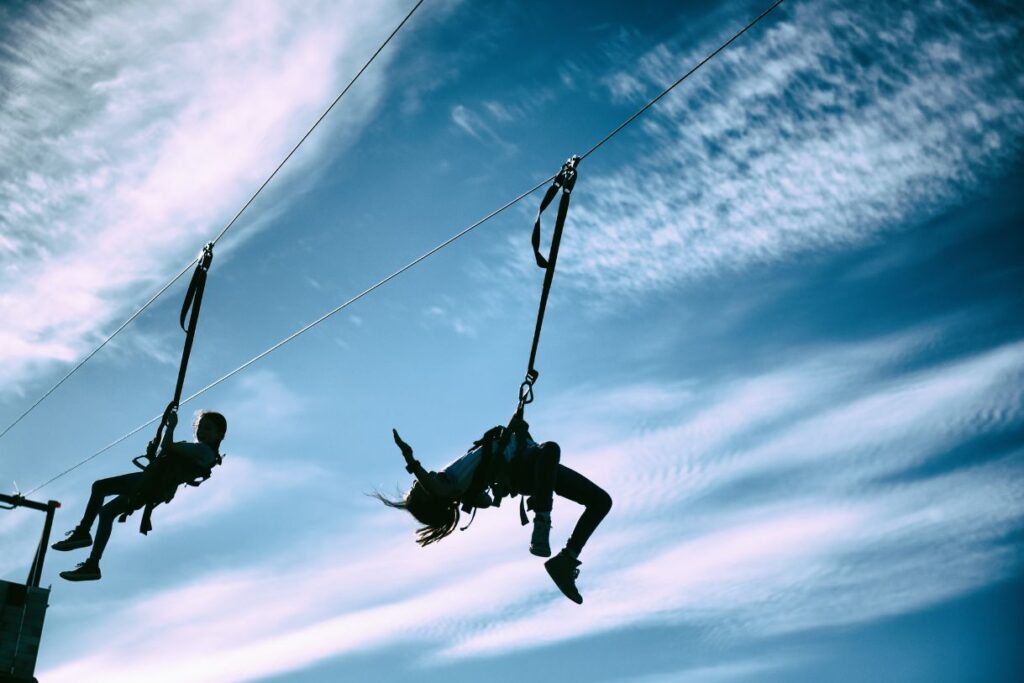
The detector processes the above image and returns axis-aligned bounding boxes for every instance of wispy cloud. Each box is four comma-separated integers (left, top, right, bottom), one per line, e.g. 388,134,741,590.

38,326,1024,680
214,369,309,439
556,0,1024,298
155,453,324,529
621,656,802,683
450,103,517,154
0,0,409,394
423,302,477,338
442,335,1024,658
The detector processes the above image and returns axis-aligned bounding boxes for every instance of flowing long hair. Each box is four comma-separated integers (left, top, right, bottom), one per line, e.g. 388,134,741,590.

372,481,460,546
374,425,505,547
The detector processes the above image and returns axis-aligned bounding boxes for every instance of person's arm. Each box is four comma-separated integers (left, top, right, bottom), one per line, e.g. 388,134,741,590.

507,410,533,441
157,411,216,468
160,408,179,452
392,429,458,500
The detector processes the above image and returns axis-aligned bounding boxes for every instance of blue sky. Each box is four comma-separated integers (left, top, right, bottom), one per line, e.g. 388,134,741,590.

1,0,1023,681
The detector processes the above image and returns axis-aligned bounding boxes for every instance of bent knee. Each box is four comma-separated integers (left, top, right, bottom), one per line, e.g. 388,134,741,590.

593,488,612,516
539,442,561,462
97,505,118,522
99,498,127,518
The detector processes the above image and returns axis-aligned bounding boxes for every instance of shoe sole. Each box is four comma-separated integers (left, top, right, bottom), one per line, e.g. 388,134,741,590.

60,571,101,582
530,544,552,557
52,540,92,552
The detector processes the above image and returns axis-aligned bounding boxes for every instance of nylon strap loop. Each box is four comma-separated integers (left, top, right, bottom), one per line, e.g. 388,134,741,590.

149,243,215,452
530,156,579,270
179,243,214,331
520,155,579,411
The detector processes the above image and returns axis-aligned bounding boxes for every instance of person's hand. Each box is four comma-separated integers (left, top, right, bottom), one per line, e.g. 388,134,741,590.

392,429,413,461
507,410,529,435
165,407,178,431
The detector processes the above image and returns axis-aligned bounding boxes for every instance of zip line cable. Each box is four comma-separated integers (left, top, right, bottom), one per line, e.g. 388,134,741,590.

23,0,785,495
24,174,555,496
0,0,426,445
210,0,426,246
0,259,198,443
580,0,785,161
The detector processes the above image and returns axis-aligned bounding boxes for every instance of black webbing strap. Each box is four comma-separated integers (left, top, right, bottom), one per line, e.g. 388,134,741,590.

460,426,505,515
519,155,579,413
119,457,215,535
173,242,215,407
153,242,213,439
132,243,215,516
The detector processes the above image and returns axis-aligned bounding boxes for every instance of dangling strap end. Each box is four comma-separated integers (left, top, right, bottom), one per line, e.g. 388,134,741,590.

459,506,478,531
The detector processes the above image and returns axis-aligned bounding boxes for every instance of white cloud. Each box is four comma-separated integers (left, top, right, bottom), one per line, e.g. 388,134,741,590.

622,656,801,683
155,453,324,529
0,0,409,393
36,329,1024,680
213,369,308,438
451,104,484,139
441,337,1024,657
423,302,477,338
450,103,516,153
557,0,1024,298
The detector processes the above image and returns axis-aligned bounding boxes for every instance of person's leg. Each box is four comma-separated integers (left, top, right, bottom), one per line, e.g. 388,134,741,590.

544,463,612,605
89,494,136,564
80,473,143,531
552,464,612,558
513,442,560,557
530,442,559,514
61,492,136,581
53,472,143,552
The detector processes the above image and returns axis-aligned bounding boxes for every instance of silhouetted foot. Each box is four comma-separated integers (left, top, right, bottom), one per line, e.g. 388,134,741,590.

60,559,101,582
51,527,93,552
544,551,582,604
530,516,551,557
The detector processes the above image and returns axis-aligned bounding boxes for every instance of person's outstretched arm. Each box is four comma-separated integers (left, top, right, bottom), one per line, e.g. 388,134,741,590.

392,429,457,500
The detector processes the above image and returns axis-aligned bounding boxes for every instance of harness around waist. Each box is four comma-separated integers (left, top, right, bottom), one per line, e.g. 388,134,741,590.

120,456,214,534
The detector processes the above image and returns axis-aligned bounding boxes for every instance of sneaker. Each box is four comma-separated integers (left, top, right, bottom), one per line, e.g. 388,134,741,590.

60,559,101,582
544,551,583,604
530,516,551,557
51,527,93,552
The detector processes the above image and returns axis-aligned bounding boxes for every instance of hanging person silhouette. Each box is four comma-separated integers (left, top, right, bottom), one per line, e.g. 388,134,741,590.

376,415,611,603
52,408,227,581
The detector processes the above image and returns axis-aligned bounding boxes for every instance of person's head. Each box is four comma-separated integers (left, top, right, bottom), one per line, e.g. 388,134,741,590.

373,479,460,547
193,410,227,449
473,425,505,450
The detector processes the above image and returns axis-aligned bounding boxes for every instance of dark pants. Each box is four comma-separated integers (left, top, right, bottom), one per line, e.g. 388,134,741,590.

511,442,612,556
79,472,143,563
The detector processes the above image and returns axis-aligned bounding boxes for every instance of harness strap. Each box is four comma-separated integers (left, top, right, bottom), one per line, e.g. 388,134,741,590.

140,242,215,470
117,244,217,536
461,426,504,515
459,414,534,529
520,155,579,414
172,242,214,408
118,455,217,534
